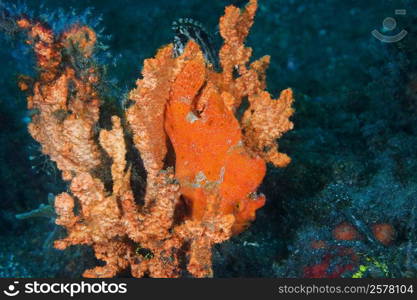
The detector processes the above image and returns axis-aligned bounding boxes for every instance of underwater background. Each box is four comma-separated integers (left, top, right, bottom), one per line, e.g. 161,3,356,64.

0,0,417,278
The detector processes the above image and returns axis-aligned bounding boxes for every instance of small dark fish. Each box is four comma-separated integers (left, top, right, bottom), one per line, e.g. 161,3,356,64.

172,17,219,70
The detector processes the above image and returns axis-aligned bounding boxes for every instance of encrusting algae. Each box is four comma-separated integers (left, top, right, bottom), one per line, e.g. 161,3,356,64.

16,0,294,278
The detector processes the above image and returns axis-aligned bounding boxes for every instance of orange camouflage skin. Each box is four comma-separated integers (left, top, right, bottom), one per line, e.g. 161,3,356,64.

164,41,267,234
17,0,294,278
